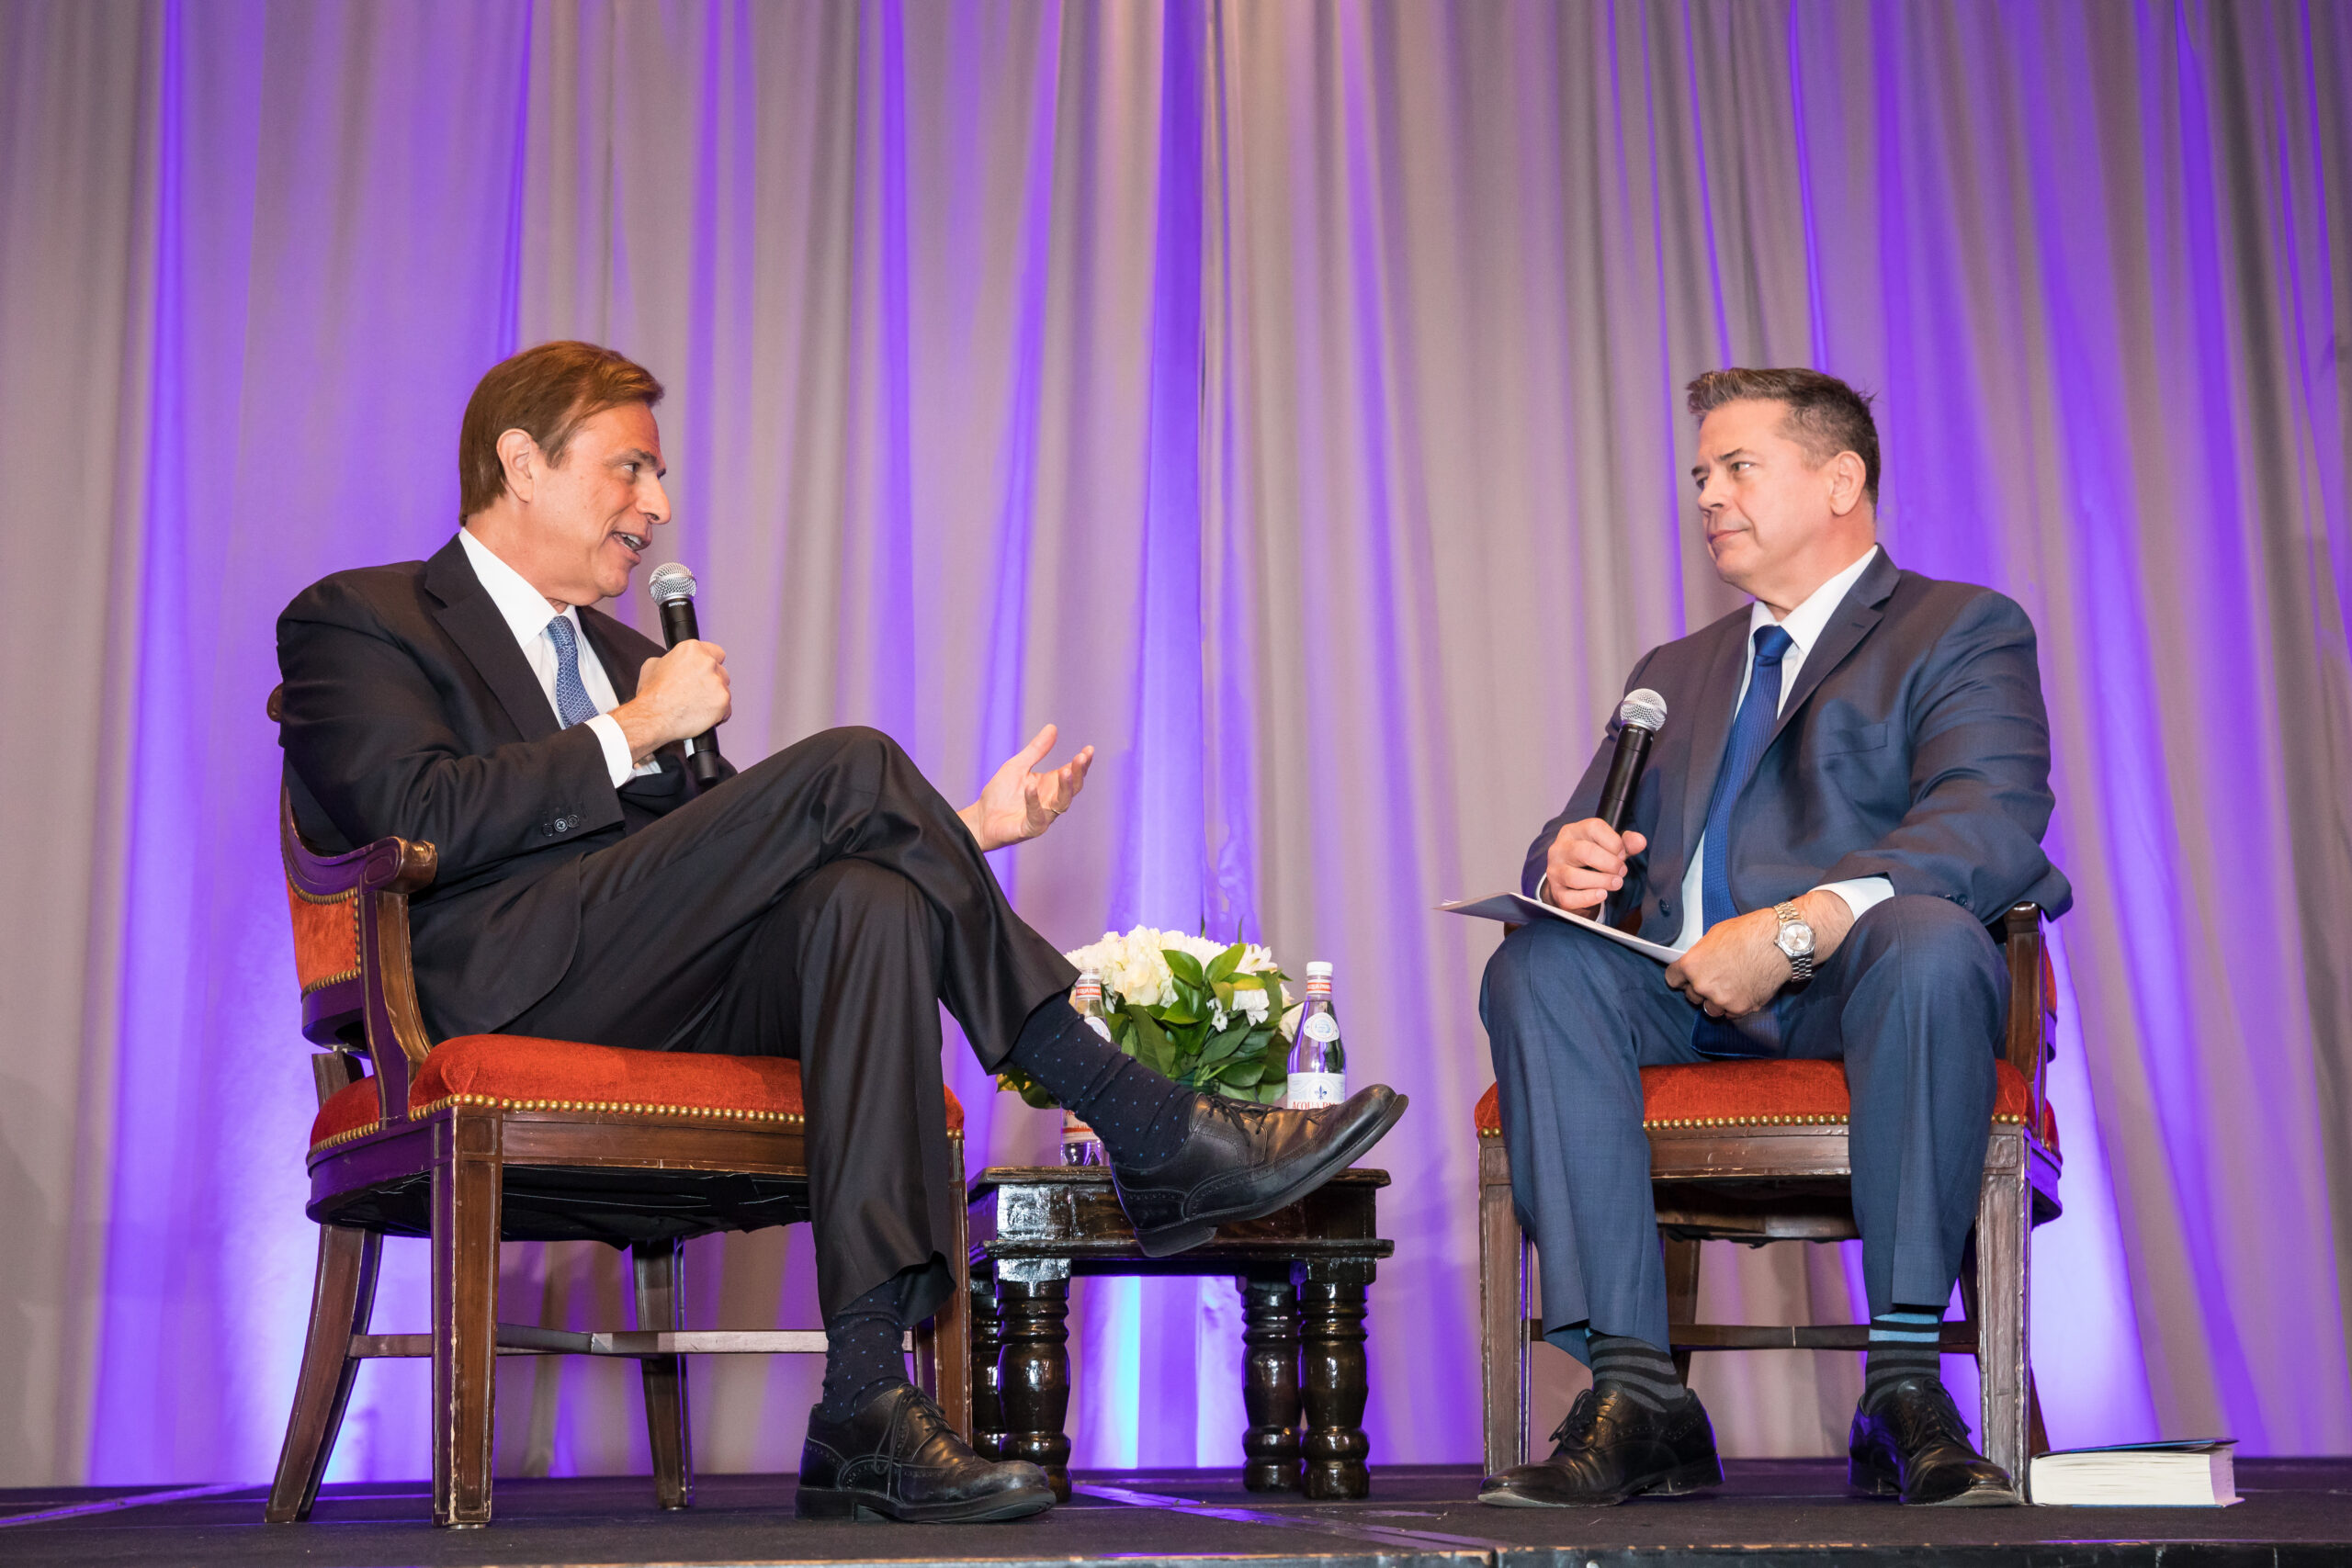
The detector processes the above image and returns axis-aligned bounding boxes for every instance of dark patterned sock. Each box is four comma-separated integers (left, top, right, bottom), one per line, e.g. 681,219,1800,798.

1863,1307,1944,1410
1008,994,1197,1168
817,1276,910,1423
1589,1332,1690,1414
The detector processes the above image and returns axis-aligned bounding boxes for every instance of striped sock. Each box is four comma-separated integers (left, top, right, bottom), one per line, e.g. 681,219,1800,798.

1589,1333,1688,1414
1862,1307,1944,1410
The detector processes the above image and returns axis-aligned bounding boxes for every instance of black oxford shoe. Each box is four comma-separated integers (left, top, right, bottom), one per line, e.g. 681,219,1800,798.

1849,1376,2018,1506
797,1382,1056,1522
1478,1387,1724,1506
1109,1085,1408,1257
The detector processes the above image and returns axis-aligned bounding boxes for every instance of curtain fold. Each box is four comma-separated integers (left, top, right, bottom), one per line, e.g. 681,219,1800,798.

2,0,2346,1483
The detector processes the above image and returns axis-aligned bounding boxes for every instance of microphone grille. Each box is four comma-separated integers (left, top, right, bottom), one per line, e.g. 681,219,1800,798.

648,562,697,605
1618,688,1668,733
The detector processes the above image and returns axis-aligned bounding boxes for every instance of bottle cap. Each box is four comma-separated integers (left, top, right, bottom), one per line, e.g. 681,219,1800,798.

1305,961,1333,977
1078,971,1102,982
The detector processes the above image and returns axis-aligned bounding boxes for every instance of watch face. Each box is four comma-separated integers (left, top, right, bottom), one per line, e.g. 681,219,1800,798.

1778,921,1816,958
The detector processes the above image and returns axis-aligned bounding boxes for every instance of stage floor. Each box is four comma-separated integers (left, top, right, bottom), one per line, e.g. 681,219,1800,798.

4,1460,2347,1567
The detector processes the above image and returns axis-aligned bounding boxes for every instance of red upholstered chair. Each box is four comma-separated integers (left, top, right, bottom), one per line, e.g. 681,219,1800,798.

264,691,968,1529
1475,904,2059,1488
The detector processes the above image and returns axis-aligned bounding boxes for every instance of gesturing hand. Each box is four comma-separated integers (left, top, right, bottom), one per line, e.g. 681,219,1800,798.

960,724,1095,852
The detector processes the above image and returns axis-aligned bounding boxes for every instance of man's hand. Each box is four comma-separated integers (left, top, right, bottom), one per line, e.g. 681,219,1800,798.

959,724,1094,852
1664,888,1855,1018
1544,818,1648,913
613,639,731,764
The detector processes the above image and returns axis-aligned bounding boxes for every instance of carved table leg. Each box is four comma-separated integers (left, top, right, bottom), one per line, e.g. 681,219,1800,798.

995,1261,1072,1502
968,1267,1006,1461
1298,1259,1373,1500
1240,1269,1303,1492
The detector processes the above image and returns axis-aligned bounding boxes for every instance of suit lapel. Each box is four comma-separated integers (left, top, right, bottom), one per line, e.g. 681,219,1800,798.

1767,549,1900,748
424,536,560,743
1672,612,1757,871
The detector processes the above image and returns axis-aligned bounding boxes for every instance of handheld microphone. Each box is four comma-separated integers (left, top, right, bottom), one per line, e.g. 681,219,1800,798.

647,563,727,785
1595,688,1668,833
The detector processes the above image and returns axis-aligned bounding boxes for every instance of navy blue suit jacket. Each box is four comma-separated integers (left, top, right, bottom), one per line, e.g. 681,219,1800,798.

1521,550,2071,940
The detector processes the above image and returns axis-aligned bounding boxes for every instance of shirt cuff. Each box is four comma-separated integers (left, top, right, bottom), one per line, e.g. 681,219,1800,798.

585,713,636,789
1814,875,1894,923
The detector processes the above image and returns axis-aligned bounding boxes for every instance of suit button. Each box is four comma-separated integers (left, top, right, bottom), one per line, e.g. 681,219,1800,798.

1658,900,1672,917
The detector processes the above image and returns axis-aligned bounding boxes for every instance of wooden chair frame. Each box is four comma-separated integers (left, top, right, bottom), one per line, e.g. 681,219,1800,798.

265,710,967,1529
1478,902,2060,1491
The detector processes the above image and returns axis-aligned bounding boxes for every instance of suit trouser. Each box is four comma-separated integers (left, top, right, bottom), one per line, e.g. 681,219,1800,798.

503,726,1077,1322
1479,895,2006,1364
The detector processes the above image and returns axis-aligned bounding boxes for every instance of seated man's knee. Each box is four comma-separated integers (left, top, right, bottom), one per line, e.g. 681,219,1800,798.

1481,919,1621,1032
1845,894,2003,992
794,857,925,924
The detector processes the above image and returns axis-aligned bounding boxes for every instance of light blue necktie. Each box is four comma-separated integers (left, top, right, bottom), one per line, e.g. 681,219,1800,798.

1692,623,1795,1057
544,614,599,729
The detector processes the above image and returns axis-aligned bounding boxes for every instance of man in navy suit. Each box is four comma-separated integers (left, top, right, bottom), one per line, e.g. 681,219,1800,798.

1478,368,2069,1509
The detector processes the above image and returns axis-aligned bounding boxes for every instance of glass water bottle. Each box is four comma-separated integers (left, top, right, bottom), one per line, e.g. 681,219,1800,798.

1061,973,1113,1166
1283,961,1347,1108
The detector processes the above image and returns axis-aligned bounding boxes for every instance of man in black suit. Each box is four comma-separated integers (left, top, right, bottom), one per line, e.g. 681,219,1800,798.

1478,368,2068,1509
277,341,1405,1522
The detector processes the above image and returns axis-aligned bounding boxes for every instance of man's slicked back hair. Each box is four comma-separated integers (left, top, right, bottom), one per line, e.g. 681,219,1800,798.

1686,367,1880,503
459,341,665,518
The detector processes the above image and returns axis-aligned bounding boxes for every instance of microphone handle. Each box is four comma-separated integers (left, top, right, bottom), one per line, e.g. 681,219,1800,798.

1593,726,1653,833
655,598,728,783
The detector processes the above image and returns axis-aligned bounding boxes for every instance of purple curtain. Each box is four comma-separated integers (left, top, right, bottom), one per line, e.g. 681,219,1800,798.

2,0,2346,1486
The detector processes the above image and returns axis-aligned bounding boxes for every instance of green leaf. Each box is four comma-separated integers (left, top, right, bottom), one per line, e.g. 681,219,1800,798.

1129,1011,1173,1074
1259,1082,1288,1104
1206,943,1243,984
1212,980,1236,1011
1163,948,1207,987
1199,1021,1251,1066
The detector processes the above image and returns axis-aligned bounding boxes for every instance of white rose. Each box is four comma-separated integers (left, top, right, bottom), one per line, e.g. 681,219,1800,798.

1237,987,1271,1024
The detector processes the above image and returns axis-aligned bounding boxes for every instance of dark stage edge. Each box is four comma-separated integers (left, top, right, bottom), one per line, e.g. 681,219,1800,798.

5,1461,2348,1568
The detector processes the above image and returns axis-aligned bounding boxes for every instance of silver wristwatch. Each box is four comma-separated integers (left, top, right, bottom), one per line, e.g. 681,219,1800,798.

1771,900,1816,984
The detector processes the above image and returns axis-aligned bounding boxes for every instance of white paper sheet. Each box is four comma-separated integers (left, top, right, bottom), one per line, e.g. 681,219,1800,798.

1439,891,1688,964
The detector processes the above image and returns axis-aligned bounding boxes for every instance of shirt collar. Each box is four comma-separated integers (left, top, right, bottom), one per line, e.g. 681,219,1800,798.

1747,543,1881,657
458,527,578,649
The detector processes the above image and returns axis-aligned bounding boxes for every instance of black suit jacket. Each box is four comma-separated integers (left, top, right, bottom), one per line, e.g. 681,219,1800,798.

277,536,735,1038
1522,550,2071,940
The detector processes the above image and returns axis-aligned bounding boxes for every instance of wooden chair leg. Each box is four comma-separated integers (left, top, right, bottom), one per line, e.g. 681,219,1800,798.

433,1111,503,1528
2028,1365,2050,1459
1968,1129,2033,1493
1662,1235,1702,1386
633,1238,693,1511
1477,1154,1527,1475
266,1224,382,1522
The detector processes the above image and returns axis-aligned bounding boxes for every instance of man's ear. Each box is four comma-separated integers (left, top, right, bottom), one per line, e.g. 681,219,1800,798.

1826,450,1868,517
496,427,541,504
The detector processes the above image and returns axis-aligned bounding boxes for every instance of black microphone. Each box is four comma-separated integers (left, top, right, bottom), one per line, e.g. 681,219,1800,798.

647,563,727,785
1595,688,1668,832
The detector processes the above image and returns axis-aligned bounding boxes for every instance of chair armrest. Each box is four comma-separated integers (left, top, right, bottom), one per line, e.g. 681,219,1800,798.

1998,903,2055,1138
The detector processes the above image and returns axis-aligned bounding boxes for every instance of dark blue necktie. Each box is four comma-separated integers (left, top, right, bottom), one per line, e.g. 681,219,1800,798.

544,614,599,728
1692,623,1794,1057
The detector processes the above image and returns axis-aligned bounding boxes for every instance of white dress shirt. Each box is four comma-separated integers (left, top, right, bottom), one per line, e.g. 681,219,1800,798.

1668,545,1894,950
457,529,657,789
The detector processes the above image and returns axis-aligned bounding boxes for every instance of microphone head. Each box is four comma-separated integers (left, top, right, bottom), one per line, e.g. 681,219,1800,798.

648,562,697,606
1618,688,1668,733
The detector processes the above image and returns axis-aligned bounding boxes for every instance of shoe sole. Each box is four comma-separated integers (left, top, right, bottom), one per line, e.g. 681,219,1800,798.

1133,1092,1411,1258
794,1484,1057,1523
1849,1459,2018,1507
1477,1456,1724,1508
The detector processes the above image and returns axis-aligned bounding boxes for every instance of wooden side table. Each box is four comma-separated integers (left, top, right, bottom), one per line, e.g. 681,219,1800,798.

966,1166,1392,1503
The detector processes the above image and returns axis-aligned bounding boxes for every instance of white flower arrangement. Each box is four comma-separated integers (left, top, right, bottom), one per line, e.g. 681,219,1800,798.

1000,927,1300,1109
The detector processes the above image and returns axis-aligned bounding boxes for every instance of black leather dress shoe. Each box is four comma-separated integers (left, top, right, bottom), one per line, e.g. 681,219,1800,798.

1478,1387,1724,1506
1109,1086,1408,1257
797,1382,1056,1522
1849,1376,2018,1506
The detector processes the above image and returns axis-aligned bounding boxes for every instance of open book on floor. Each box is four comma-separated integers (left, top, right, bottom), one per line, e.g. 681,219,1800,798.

1439,891,1688,964
2029,1439,2239,1506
